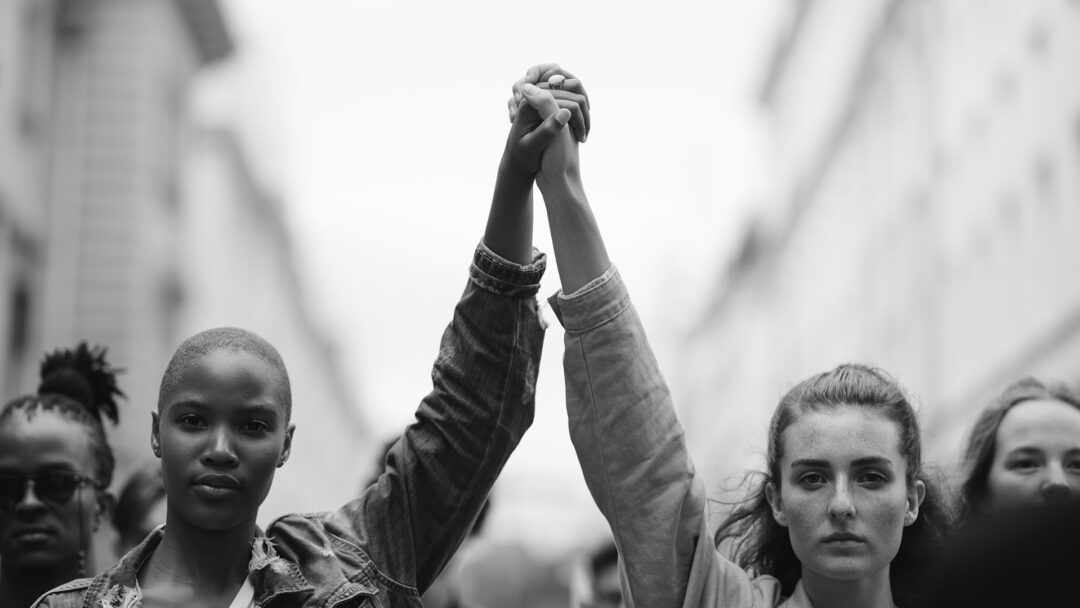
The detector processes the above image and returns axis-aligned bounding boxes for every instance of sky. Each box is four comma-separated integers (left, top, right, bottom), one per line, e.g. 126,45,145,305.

194,0,784,554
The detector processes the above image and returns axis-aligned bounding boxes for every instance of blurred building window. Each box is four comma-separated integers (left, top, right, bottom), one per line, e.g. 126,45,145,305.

4,277,31,391
55,0,90,37
1075,110,1080,162
1026,20,1049,56
158,73,183,214
7,280,30,358
1033,153,1056,208
158,271,184,346
17,0,52,142
998,193,1022,230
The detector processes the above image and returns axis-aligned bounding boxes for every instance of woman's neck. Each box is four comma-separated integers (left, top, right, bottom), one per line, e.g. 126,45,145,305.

0,561,81,608
799,565,896,608
139,512,256,598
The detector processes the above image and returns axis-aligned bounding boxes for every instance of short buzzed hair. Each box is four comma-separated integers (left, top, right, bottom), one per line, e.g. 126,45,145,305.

158,327,291,419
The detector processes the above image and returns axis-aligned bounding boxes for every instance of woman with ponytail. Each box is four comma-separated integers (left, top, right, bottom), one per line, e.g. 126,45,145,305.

0,343,123,608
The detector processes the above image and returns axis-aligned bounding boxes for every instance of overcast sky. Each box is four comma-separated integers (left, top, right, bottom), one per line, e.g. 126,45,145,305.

195,0,783,553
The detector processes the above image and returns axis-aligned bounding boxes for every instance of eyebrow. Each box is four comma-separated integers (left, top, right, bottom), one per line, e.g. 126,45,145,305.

1005,446,1080,458
789,456,895,469
0,463,80,474
1004,447,1044,456
167,400,281,419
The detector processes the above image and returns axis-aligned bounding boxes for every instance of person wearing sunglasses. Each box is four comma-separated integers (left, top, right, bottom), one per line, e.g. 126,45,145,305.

0,343,123,608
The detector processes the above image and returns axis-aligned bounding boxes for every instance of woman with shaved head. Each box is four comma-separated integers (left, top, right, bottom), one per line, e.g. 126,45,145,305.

34,65,590,608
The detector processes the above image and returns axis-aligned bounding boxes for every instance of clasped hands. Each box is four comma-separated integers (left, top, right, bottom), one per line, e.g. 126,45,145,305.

503,63,591,178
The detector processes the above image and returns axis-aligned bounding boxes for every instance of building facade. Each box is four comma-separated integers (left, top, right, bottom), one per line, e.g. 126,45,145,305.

0,0,57,395
1,0,368,567
38,0,232,473
676,0,1080,497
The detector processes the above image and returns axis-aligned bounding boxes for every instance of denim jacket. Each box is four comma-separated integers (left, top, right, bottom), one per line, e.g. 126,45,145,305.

551,267,803,608
34,243,547,608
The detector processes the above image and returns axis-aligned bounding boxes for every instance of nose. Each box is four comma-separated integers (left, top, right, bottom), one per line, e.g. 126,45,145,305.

828,478,856,520
14,479,47,518
1041,463,1074,503
201,427,239,468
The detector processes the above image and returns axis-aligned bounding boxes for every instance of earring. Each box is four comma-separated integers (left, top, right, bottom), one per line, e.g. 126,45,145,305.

77,548,86,578
153,445,160,457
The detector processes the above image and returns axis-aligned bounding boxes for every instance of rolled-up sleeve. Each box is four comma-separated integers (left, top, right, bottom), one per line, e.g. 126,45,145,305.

550,267,778,608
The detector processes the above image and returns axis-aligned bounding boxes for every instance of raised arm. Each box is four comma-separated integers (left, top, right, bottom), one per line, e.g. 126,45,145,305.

521,68,768,608
318,78,589,596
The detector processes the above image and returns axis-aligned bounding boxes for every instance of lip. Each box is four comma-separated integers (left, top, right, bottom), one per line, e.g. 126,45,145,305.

191,474,242,499
10,525,55,544
193,474,241,489
822,532,866,544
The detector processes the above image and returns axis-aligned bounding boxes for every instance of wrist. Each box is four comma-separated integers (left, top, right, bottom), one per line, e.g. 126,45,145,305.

499,141,539,179
536,168,584,201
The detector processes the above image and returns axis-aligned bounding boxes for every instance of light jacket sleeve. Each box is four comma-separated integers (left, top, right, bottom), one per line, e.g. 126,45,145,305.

550,267,780,608
331,242,546,593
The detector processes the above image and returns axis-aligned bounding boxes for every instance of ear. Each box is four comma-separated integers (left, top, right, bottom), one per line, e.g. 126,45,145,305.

905,478,926,526
150,411,161,458
93,492,116,532
765,482,788,527
277,422,295,468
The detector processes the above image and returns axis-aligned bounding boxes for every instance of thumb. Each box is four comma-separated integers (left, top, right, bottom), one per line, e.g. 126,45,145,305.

520,108,571,154
520,83,560,120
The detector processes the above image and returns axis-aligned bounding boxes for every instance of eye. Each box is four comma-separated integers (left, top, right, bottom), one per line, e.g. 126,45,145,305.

177,413,206,429
1009,458,1041,472
798,472,827,488
1065,459,1080,474
240,420,271,434
858,471,888,487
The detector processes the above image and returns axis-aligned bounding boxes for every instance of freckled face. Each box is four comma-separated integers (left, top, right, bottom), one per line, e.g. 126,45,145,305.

153,350,293,532
987,399,1080,512
766,408,924,585
0,410,101,570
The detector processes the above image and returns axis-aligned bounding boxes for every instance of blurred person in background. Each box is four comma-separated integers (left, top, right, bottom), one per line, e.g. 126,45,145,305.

33,65,590,608
110,460,166,558
924,497,1080,607
513,64,950,608
0,344,123,608
957,376,1080,523
570,540,623,608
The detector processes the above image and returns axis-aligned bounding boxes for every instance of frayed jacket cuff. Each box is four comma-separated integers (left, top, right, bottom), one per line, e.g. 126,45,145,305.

470,241,546,298
547,265,628,333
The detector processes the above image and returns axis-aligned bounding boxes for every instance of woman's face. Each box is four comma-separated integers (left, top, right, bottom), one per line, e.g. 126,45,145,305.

0,409,103,572
153,349,293,532
766,407,924,587
986,399,1080,512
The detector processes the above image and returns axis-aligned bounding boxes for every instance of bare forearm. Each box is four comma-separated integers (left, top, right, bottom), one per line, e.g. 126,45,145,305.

483,157,535,265
537,171,610,294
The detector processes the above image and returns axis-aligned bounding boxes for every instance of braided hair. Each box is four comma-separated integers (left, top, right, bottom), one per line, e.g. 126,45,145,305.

0,343,124,487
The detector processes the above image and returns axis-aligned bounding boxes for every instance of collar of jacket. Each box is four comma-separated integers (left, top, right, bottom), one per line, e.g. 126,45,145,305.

83,525,371,608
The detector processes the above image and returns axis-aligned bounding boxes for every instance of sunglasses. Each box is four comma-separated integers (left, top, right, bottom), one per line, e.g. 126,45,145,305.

0,470,102,510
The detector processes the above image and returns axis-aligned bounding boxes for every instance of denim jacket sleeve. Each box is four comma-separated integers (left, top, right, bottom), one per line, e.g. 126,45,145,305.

328,242,545,595
549,267,781,608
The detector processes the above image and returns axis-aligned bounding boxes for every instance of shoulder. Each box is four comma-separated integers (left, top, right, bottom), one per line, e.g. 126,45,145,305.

754,575,785,606
31,577,93,607
267,510,335,538
268,509,370,555
687,543,786,608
